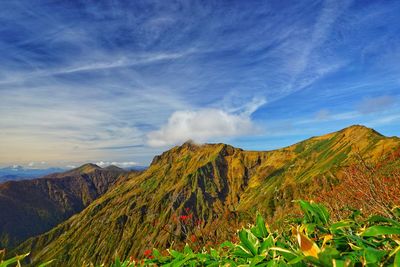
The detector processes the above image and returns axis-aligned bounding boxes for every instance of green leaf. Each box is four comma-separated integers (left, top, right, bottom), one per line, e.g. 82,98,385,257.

205,262,220,267
266,259,280,267
332,259,346,267
395,250,400,267
250,255,265,267
361,226,400,236
296,200,330,225
210,248,218,259
170,255,191,267
268,247,298,261
368,215,400,227
184,244,193,255
363,247,386,264
233,245,254,258
330,220,354,231
37,260,55,267
239,229,260,256
220,241,234,249
114,257,121,267
221,259,238,266
260,235,275,254
287,255,304,264
0,253,30,267
153,248,163,260
255,213,269,238
168,249,184,259
317,247,340,266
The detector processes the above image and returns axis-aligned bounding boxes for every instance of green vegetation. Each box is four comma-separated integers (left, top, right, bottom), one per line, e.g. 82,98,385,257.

5,200,400,266
8,126,400,266
0,251,52,267
111,200,400,267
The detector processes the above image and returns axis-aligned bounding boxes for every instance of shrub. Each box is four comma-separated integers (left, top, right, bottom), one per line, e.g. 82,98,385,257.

115,200,400,266
316,149,400,220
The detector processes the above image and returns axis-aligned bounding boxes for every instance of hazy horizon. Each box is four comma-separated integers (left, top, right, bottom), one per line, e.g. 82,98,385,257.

1,1,400,168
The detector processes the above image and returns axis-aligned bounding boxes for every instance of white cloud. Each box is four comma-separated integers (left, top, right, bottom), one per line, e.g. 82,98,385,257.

57,51,192,75
95,161,139,168
27,161,47,168
66,165,76,169
146,100,264,147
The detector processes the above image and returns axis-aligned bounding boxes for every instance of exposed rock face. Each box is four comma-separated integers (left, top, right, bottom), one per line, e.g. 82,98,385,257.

13,126,400,266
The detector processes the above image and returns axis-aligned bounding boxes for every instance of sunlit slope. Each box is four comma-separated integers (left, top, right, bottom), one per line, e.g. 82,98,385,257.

15,125,400,266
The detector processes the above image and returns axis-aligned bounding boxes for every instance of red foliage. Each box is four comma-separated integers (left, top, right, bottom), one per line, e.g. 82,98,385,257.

316,149,400,219
158,206,242,253
143,249,153,259
179,213,193,223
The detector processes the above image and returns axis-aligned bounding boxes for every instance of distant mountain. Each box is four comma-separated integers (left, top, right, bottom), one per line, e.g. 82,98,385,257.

0,163,132,250
0,166,65,183
14,125,400,266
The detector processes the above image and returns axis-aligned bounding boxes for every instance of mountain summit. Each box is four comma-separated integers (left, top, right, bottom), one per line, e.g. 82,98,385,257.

14,125,400,266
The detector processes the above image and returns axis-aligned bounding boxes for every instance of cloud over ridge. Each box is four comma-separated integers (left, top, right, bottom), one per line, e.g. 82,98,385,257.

147,98,265,147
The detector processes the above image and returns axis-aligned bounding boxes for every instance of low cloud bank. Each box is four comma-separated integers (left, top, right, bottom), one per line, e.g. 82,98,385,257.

96,161,138,168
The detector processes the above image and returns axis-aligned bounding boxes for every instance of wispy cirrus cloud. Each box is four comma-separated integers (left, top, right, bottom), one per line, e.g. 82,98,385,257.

1,0,400,166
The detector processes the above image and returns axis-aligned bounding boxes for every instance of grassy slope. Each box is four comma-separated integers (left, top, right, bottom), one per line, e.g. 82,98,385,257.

14,125,400,266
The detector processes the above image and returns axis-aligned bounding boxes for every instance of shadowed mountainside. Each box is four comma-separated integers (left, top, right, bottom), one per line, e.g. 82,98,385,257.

14,125,400,266
0,164,130,249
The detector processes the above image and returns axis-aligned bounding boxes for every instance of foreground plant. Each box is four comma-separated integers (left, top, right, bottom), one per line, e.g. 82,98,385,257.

0,250,52,267
115,200,400,267
3,200,400,266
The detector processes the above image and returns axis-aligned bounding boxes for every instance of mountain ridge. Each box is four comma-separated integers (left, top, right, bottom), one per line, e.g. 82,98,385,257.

12,125,400,266
0,164,130,250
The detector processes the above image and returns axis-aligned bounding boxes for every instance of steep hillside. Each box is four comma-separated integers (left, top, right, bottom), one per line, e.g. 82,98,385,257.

15,125,400,266
0,164,128,249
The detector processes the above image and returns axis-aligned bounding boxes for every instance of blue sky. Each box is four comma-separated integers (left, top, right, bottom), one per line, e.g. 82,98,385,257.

0,0,399,168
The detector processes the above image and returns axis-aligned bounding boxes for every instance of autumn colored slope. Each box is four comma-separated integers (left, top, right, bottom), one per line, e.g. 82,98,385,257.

14,125,400,266
0,164,128,249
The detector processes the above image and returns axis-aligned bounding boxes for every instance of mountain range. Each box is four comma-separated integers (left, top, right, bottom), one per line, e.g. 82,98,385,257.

0,166,66,183
8,125,399,266
0,164,130,249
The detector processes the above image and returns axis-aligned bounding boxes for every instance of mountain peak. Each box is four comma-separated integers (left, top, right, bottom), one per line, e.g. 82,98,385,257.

178,139,200,151
149,141,237,167
75,163,101,173
12,126,400,265
340,124,383,137
182,139,197,146
342,124,370,131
